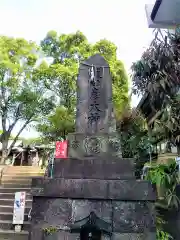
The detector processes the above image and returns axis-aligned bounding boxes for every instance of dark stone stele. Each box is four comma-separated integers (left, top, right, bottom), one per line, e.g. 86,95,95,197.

29,54,156,240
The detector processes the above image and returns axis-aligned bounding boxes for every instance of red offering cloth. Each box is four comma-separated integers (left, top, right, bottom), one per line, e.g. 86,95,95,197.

55,141,68,158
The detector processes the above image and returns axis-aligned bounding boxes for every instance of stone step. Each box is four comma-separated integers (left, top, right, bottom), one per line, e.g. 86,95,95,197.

4,171,44,175
0,199,32,207
0,220,30,231
3,174,43,178
4,171,44,176
5,166,44,170
5,168,44,173
1,179,32,184
0,205,31,214
2,174,42,179
1,183,32,188
0,188,31,194
0,193,32,200
2,174,44,179
0,230,29,240
0,212,29,221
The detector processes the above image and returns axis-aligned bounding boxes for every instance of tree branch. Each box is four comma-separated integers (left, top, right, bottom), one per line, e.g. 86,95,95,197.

7,117,33,155
7,103,23,134
1,111,7,132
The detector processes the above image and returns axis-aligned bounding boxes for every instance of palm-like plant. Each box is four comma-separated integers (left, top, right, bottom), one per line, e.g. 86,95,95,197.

131,28,180,240
157,229,173,240
153,94,180,155
131,30,180,102
146,161,180,209
132,29,180,155
147,161,179,240
157,213,173,239
117,108,153,178
117,108,149,157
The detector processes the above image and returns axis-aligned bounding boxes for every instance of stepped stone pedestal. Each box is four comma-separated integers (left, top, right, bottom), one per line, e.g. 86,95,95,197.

30,157,156,240
29,54,156,240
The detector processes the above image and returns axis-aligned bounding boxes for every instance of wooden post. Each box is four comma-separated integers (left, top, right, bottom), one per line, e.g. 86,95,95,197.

35,150,39,166
12,153,16,166
20,150,24,166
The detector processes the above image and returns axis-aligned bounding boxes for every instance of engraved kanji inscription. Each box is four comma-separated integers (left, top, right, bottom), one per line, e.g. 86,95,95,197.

88,112,101,125
75,54,116,133
96,67,103,78
90,87,100,100
89,103,101,112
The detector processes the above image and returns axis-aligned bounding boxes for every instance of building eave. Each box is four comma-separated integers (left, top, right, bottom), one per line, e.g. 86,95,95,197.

136,92,164,125
151,0,163,21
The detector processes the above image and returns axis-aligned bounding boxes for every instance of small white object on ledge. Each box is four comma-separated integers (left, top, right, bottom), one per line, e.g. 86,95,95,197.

15,224,22,232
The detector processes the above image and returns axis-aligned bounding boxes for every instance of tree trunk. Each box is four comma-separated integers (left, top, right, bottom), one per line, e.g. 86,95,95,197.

20,151,25,166
7,118,33,157
0,140,8,165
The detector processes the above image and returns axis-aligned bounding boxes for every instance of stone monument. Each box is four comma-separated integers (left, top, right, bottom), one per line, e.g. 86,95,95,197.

30,54,156,240
68,54,120,160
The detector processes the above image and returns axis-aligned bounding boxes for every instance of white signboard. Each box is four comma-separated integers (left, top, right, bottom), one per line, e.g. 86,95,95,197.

13,192,26,225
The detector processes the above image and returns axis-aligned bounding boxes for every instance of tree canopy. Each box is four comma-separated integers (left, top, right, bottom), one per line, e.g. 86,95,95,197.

0,31,129,158
36,30,129,141
116,107,151,178
117,108,149,157
131,30,180,105
37,106,74,141
0,36,55,163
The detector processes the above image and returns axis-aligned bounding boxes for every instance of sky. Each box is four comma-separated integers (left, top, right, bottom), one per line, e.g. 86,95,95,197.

0,0,156,138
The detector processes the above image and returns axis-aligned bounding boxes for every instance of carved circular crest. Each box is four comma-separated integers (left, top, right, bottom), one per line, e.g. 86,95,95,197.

84,137,102,154
71,140,80,150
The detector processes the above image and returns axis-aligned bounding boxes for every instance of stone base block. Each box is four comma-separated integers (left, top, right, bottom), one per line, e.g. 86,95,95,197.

30,198,155,237
31,178,156,201
52,157,135,179
67,132,122,159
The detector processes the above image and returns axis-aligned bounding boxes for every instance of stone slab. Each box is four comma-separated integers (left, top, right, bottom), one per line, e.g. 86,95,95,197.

30,198,155,234
113,201,155,233
31,178,156,201
71,200,112,225
29,229,79,240
67,132,122,159
52,157,135,179
31,198,72,228
111,233,156,240
30,231,156,240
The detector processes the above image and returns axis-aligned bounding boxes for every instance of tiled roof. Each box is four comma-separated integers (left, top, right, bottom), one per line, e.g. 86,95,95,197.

0,140,23,150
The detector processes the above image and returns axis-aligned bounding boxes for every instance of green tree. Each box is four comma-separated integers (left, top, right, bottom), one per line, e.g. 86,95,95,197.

131,30,180,102
117,108,149,157
131,30,180,154
117,108,151,178
0,36,54,164
146,161,178,239
37,106,74,142
18,136,44,146
153,94,180,155
36,31,129,140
